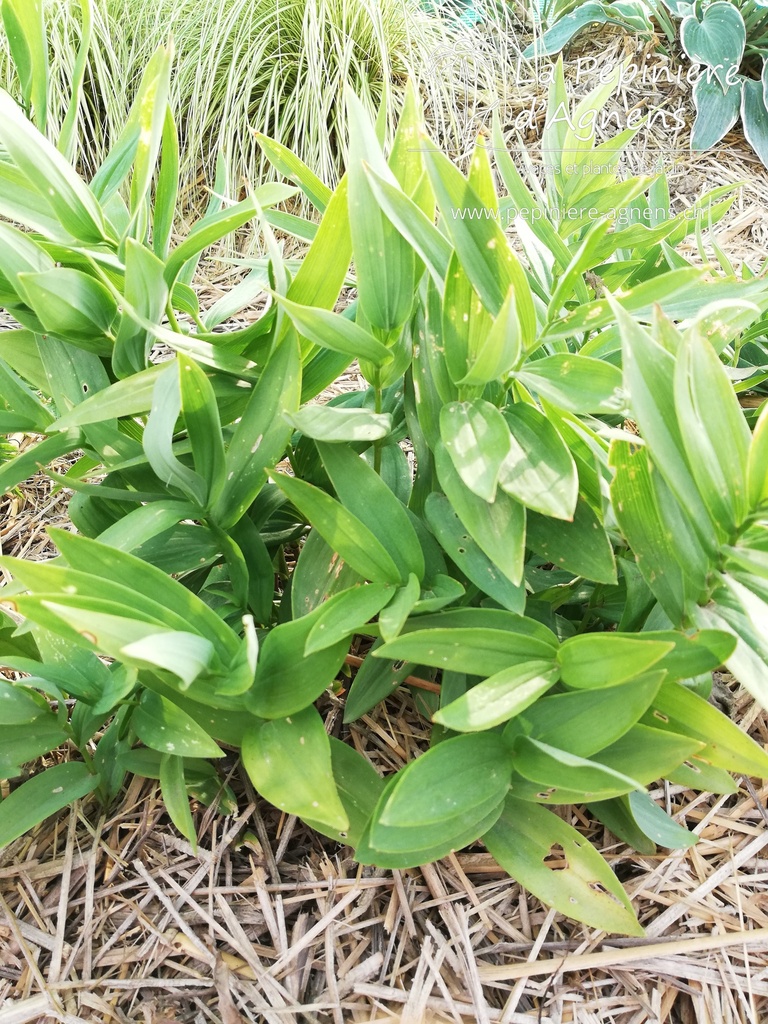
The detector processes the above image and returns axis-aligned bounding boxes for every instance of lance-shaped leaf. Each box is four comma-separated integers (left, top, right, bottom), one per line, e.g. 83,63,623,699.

434,661,559,732
484,797,643,935
317,442,424,583
213,332,301,527
0,763,101,849
526,499,617,585
375,626,556,677
558,634,674,689
439,400,511,502
132,691,223,759
242,707,348,831
305,582,393,654
499,403,578,519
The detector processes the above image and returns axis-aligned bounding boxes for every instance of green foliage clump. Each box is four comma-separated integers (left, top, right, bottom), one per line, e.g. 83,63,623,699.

1,23,768,937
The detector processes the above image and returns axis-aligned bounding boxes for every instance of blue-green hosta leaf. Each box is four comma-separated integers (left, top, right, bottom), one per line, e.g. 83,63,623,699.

433,661,558,732
742,74,768,172
680,4,746,90
484,797,643,935
242,706,348,831
0,763,100,849
691,74,743,151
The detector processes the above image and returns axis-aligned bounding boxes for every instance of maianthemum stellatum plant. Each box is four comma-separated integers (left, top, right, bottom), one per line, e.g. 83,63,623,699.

0,18,768,934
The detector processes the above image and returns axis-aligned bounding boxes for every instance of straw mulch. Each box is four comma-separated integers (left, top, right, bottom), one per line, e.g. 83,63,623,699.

3,25,768,1024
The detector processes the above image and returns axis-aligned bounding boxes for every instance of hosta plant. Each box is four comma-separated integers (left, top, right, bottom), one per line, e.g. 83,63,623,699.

525,0,768,170
1,50,768,938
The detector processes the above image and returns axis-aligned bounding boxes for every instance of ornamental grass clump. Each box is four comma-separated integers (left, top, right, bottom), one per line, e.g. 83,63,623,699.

0,22,768,936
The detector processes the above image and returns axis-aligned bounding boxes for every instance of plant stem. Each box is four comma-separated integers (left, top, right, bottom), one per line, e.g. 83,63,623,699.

373,384,383,475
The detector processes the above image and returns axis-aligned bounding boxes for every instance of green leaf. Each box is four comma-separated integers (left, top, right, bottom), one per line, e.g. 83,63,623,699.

626,790,697,849
48,529,239,660
143,363,208,507
558,634,674,689
179,355,226,509
500,404,578,520
526,499,617,585
275,297,392,367
1,0,48,132
643,681,768,777
344,640,416,723
518,355,624,416
305,582,393,654
113,240,168,377
364,166,450,287
434,661,558,732
377,733,511,827
273,474,402,585
434,443,525,587
484,797,643,935
0,719,69,777
303,738,384,846
317,442,425,583
242,706,348,831
421,138,535,335
255,133,332,211
375,626,556,676
675,330,751,535
424,493,525,613
121,631,215,689
132,691,224,759
286,406,392,442
748,400,768,511
596,724,705,786
346,89,415,331
248,605,351,718
0,763,100,849
643,629,736,680
439,400,510,502
17,269,117,348
512,737,644,799
213,332,301,527
378,573,421,643
159,754,198,850
0,680,48,724
509,672,665,756
616,303,718,557
291,529,363,618
0,90,108,243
